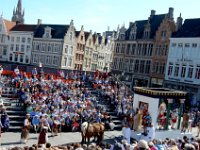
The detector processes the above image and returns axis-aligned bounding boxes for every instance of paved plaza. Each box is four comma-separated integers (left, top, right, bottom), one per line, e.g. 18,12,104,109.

0,127,199,149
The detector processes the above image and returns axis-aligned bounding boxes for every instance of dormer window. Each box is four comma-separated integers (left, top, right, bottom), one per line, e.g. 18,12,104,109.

143,30,150,39
130,28,136,40
119,33,125,40
43,27,52,39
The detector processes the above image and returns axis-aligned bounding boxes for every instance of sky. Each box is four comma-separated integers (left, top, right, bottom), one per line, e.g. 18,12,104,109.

0,0,200,33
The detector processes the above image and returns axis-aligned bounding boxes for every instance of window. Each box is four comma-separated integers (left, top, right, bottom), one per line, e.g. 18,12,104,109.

68,57,72,67
130,44,135,55
10,44,14,51
42,43,46,51
129,59,134,72
21,45,25,52
0,24,2,32
195,66,200,79
11,37,15,42
174,65,179,77
178,43,183,48
25,56,29,63
54,44,60,52
27,38,31,44
134,60,139,72
9,53,13,61
3,46,7,55
171,43,176,47
16,37,20,43
65,45,68,53
64,57,68,66
16,44,19,51
145,60,151,74
70,46,73,54
185,43,190,47
187,66,193,78
36,43,40,50
46,56,51,64
140,60,145,73
69,32,73,41
192,43,197,48
21,37,26,43
126,44,130,55
168,63,173,76
181,65,186,78
121,44,125,53
48,44,51,52
53,56,57,65
20,55,23,62
27,45,30,52
15,53,18,62
81,36,83,41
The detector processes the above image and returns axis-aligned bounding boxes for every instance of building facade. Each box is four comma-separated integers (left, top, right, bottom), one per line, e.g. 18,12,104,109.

74,26,85,70
31,22,75,69
150,10,177,87
91,33,100,72
8,24,34,64
83,31,93,71
0,16,16,62
112,8,176,88
61,20,76,70
165,18,200,106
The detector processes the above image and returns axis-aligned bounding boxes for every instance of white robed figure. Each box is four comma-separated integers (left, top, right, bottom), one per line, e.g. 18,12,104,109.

146,124,155,141
122,126,131,144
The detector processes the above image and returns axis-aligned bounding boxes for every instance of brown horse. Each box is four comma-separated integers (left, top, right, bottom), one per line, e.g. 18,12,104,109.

81,122,105,145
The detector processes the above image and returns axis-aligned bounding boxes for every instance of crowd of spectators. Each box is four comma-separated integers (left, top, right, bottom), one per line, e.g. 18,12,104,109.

1,68,116,134
3,136,200,150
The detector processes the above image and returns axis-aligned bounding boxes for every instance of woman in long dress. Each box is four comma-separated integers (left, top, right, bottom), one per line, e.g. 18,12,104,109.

133,108,140,131
21,114,31,143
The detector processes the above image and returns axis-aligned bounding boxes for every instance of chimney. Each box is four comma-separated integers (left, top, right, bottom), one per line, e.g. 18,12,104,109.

37,19,42,25
176,13,183,31
150,10,156,18
129,22,134,28
168,7,174,20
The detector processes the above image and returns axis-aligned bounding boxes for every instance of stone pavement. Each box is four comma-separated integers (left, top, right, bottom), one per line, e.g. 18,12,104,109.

0,127,198,149
0,131,122,149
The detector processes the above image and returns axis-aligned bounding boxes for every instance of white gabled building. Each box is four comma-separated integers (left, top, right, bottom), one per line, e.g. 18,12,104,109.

31,20,76,69
0,16,16,61
8,24,34,64
165,18,200,107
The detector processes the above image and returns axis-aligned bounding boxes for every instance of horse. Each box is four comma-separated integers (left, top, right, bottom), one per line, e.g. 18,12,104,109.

81,122,105,145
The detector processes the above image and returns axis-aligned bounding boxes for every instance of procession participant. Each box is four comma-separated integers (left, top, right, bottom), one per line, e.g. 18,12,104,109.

122,117,131,144
181,111,190,133
38,126,48,148
133,108,140,131
196,111,200,137
170,110,178,129
32,115,40,133
146,124,155,142
21,114,31,143
32,68,38,76
0,65,3,79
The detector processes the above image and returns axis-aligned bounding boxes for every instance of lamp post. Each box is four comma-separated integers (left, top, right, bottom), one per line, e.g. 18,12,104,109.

177,99,185,129
165,99,173,130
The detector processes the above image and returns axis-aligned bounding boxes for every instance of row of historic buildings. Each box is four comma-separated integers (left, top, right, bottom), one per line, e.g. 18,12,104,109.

111,8,200,106
0,0,115,72
112,7,178,88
